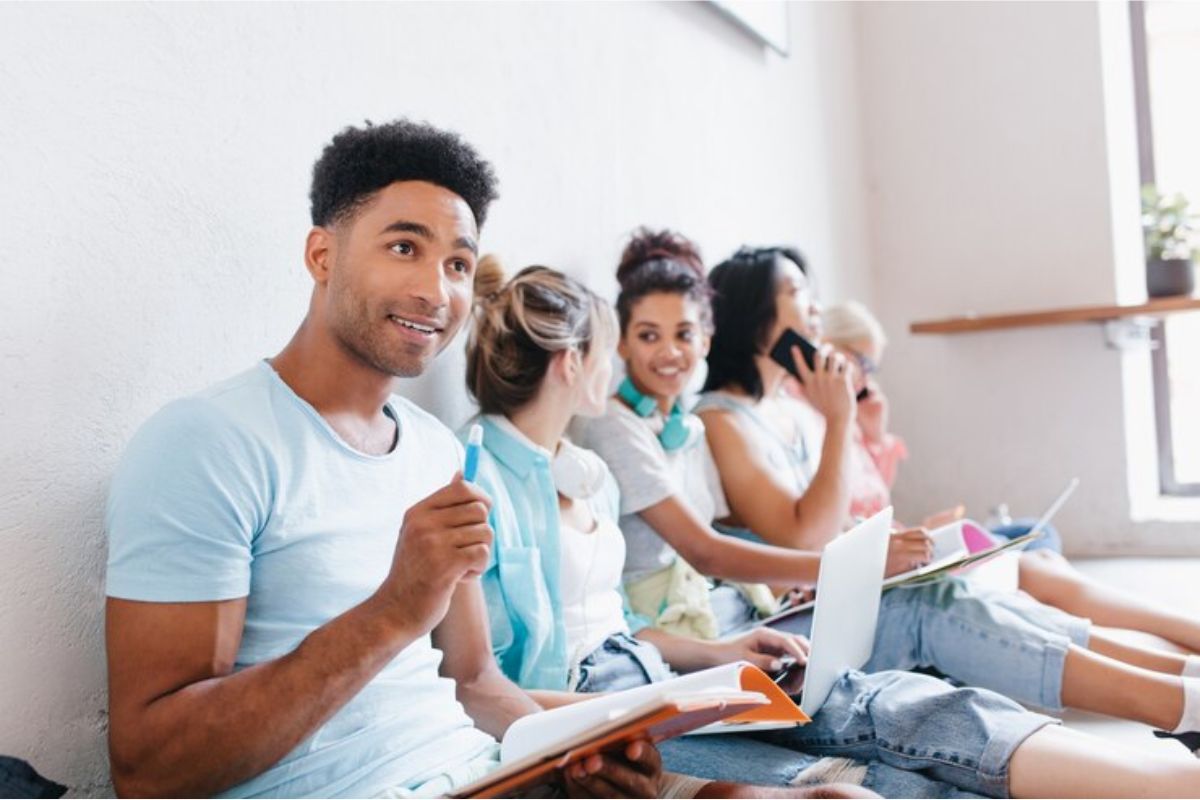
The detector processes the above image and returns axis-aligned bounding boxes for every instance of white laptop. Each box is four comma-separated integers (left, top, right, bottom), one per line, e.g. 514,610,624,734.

797,506,893,716
688,507,892,734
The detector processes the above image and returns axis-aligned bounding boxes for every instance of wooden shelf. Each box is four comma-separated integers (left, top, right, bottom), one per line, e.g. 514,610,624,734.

910,295,1200,335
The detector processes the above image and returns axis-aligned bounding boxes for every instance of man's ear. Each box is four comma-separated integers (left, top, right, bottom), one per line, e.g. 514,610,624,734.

305,226,334,286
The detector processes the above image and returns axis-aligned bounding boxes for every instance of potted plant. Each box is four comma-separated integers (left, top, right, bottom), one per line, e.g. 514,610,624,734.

1141,184,1198,297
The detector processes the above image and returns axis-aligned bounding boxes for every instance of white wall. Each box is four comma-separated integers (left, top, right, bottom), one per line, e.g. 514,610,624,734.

0,2,872,792
855,1,1199,555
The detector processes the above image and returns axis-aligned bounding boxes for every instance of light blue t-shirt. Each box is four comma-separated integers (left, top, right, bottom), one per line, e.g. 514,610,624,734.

105,362,496,798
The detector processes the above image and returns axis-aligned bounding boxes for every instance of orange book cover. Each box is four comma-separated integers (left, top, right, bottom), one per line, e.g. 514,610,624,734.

453,662,807,799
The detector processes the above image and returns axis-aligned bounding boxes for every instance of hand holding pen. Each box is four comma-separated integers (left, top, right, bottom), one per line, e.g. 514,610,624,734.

372,424,491,636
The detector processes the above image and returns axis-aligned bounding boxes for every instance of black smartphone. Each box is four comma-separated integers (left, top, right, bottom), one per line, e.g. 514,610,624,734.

769,328,870,402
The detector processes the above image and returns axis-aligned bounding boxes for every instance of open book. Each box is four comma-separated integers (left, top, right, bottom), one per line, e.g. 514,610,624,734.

881,519,1038,588
885,477,1079,588
452,662,808,798
760,479,1080,627
758,521,1036,627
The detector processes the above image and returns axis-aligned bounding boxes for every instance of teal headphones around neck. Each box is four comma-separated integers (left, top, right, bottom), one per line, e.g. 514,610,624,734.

617,377,698,451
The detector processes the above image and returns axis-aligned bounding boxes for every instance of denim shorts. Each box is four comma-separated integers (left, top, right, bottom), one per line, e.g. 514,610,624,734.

747,575,1091,712
573,632,675,692
661,668,1055,798
575,629,1056,797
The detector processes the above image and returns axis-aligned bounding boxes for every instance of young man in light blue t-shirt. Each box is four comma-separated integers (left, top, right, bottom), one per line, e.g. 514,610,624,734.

102,120,674,800
103,121,868,800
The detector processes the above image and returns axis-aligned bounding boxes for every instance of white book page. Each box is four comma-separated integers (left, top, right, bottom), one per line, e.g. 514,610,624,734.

928,521,969,561
963,551,1020,593
499,662,749,764
687,718,804,736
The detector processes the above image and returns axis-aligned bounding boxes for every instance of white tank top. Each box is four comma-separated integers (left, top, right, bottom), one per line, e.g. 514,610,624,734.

559,514,631,666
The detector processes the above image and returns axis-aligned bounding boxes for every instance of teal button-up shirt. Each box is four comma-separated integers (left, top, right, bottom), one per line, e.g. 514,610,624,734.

461,415,649,690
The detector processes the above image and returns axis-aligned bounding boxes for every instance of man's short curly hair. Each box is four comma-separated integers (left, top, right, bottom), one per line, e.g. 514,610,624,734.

309,119,499,229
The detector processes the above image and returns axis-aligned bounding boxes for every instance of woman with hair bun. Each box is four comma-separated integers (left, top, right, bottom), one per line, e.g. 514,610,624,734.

466,245,1200,799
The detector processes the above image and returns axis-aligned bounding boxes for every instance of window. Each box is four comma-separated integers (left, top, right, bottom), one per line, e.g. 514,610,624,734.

1132,0,1200,496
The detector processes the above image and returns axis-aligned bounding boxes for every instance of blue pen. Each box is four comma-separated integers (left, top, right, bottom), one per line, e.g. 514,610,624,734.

463,423,484,483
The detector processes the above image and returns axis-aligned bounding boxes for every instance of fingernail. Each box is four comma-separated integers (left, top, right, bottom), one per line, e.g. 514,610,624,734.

770,659,782,671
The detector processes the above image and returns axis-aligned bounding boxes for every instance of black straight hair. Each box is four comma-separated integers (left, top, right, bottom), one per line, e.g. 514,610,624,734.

703,246,808,399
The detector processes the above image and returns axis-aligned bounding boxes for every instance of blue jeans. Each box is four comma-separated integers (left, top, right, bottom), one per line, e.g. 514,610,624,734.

576,635,1054,797
764,577,1090,712
573,632,673,692
661,669,1055,798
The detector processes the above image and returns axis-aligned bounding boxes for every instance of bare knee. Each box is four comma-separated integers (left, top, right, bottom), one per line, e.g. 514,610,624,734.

1024,549,1064,566
1019,551,1082,605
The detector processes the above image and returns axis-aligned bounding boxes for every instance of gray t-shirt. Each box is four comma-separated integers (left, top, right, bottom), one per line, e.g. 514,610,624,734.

574,398,727,583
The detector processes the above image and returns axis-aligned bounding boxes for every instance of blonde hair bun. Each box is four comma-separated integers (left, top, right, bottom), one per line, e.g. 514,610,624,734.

466,263,616,417
474,253,508,300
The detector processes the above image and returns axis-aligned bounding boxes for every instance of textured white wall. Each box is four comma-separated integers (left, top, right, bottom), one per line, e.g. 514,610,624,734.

0,2,872,792
855,1,1199,555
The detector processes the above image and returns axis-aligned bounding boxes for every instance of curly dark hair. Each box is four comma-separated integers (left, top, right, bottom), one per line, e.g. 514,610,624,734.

309,119,499,228
614,227,712,334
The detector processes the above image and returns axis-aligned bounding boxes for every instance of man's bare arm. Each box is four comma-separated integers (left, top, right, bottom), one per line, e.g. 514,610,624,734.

107,477,494,798
106,594,422,797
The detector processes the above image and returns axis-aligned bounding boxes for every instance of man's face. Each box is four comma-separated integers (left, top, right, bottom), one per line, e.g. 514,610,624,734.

316,181,479,378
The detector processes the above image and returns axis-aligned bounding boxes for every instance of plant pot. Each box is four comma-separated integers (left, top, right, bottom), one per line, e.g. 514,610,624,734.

1147,258,1196,298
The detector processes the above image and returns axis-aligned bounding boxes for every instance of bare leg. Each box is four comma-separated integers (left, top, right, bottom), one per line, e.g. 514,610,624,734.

1019,550,1200,654
1089,628,1191,675
1094,625,1194,656
1008,725,1200,798
1062,645,1184,731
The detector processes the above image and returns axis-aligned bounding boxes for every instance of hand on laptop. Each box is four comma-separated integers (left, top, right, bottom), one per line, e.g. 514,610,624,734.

715,627,811,676
884,528,934,577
